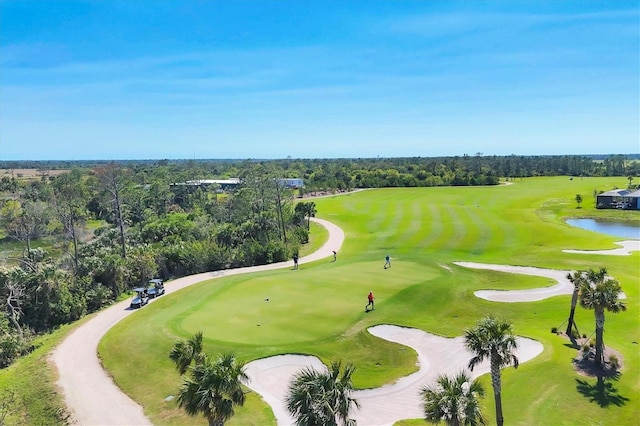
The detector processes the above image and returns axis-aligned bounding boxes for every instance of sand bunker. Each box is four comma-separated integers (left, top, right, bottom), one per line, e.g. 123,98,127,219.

455,262,627,302
454,262,575,302
244,324,543,426
562,240,640,256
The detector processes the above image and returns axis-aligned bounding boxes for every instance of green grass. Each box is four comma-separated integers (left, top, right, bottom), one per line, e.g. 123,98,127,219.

85,219,106,231
0,237,60,267
0,321,88,425
81,177,640,424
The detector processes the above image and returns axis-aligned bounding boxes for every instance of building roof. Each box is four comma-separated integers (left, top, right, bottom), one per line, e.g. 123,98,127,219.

599,189,630,197
186,179,240,185
598,188,640,198
172,178,241,186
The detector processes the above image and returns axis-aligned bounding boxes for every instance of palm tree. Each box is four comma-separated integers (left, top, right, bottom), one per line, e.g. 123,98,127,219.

464,317,519,426
421,370,486,426
578,268,627,366
286,361,359,426
176,353,248,426
169,331,206,375
304,202,317,230
295,201,317,230
565,271,583,337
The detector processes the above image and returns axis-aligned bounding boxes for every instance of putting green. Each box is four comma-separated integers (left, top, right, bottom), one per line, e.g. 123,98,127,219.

173,261,439,345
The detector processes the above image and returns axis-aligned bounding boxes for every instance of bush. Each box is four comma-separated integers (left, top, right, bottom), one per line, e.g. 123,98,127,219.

581,344,590,353
85,283,113,312
609,355,620,369
0,329,35,368
551,327,557,334
290,226,309,245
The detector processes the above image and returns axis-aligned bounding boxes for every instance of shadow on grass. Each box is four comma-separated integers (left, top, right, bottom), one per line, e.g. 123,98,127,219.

575,375,629,407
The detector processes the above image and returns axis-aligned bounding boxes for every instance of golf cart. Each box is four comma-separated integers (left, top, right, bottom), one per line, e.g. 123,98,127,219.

130,287,149,308
147,278,165,298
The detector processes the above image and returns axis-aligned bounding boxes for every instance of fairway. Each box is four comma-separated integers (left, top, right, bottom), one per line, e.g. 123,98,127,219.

101,177,639,425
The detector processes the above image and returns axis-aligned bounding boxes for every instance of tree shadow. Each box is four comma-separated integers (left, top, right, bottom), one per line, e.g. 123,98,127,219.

563,337,580,350
575,375,629,407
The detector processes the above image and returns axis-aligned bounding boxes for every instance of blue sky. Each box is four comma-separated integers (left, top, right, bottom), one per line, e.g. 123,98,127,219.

1,1,638,160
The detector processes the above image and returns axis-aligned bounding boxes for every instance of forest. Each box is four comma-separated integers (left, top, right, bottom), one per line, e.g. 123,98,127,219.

0,153,637,367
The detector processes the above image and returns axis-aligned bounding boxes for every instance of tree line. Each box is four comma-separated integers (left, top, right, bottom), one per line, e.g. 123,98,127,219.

0,163,315,367
1,154,638,194
0,154,635,368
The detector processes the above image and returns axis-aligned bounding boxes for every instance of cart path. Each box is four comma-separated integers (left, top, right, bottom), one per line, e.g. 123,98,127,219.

50,217,344,426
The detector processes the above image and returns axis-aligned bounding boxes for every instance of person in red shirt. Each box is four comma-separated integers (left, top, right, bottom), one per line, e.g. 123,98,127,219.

365,291,375,312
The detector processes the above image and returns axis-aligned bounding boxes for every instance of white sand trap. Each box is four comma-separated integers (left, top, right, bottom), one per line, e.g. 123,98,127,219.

455,262,575,302
455,262,627,302
244,324,543,426
562,240,640,256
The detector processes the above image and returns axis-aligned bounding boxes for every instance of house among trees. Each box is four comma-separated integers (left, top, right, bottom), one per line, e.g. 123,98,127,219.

596,189,640,210
171,177,304,191
277,178,304,189
171,178,241,191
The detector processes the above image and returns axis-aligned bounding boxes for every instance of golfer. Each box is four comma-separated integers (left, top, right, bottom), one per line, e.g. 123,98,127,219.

332,250,337,261
293,253,299,269
365,291,375,311
384,254,391,269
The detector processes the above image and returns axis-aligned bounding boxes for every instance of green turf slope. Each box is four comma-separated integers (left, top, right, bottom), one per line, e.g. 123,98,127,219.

100,176,639,425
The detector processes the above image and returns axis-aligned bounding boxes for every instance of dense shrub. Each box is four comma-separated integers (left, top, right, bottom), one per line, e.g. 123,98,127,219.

0,318,34,368
141,213,197,243
85,283,113,312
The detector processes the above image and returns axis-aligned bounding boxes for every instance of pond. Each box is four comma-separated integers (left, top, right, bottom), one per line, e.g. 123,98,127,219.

566,218,640,239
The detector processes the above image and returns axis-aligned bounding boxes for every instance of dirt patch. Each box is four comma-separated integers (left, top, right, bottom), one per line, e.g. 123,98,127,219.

0,169,70,180
573,344,623,379
558,333,624,378
300,189,363,199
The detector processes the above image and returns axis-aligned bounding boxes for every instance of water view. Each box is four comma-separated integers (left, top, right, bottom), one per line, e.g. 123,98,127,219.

566,218,640,239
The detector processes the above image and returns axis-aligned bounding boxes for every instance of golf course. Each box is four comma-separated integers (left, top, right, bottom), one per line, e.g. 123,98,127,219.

99,176,639,425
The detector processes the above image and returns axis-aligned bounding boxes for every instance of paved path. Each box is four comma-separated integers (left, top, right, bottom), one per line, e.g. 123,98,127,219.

51,218,344,426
